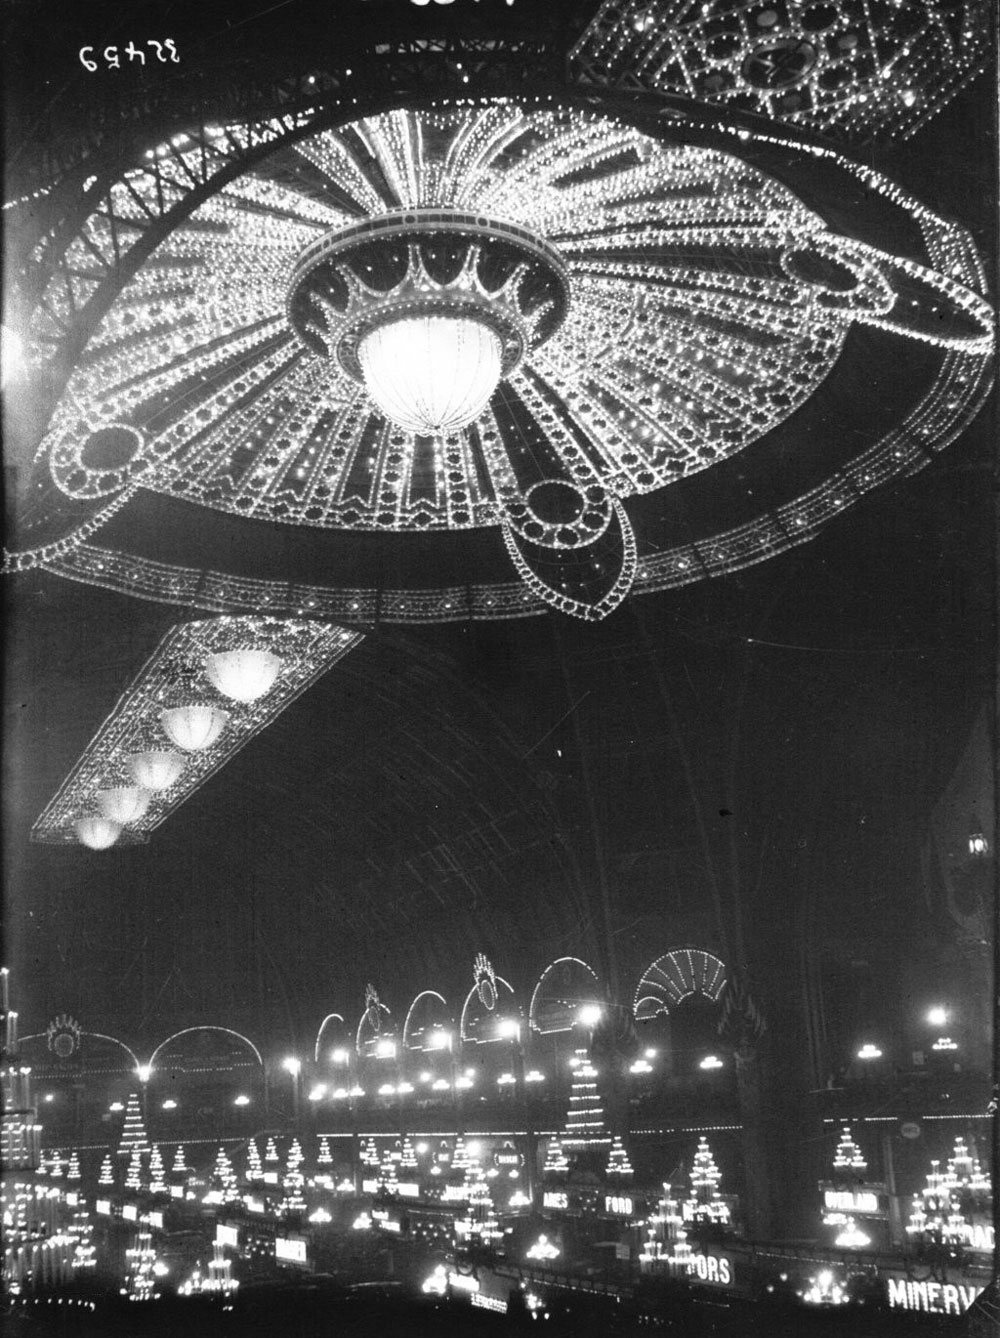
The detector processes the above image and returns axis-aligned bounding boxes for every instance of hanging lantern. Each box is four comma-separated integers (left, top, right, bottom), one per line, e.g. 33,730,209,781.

205,648,282,703
96,786,152,826
74,815,122,849
160,704,229,751
128,750,186,791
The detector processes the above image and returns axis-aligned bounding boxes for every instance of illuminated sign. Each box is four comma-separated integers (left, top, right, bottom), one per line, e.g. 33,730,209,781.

604,1194,633,1216
96,1199,111,1216
968,1224,994,1252
262,1170,279,1185
361,1177,378,1193
65,1192,78,1207
688,1253,733,1286
372,1208,402,1232
472,1293,508,1313
823,1189,880,1215
148,1211,163,1230
122,1203,138,1221
887,1278,984,1316
216,1224,239,1248
494,1148,523,1168
543,1191,568,1210
245,1196,265,1213
275,1236,309,1266
448,1271,480,1293
397,1182,419,1197
170,1185,184,1198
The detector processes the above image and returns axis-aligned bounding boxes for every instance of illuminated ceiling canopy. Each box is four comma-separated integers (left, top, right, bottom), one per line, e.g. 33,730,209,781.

14,100,994,621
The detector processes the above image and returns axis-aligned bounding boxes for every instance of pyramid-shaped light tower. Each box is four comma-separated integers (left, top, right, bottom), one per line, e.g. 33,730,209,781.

684,1137,730,1227
606,1135,634,1180
124,1146,144,1192
639,1182,689,1266
361,1137,379,1169
123,1223,158,1302
171,1144,189,1176
907,1136,992,1248
212,1146,240,1203
245,1139,263,1181
400,1136,418,1171
833,1126,867,1174
544,1136,569,1176
70,1202,97,1271
280,1138,307,1216
265,1136,280,1164
148,1144,167,1195
67,1150,82,1181
562,1048,610,1150
98,1152,115,1187
318,1136,332,1165
117,1093,150,1159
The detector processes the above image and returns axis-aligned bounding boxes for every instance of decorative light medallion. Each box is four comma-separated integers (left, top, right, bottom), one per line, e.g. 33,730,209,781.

33,616,363,845
18,101,994,620
571,0,990,143
46,1014,82,1060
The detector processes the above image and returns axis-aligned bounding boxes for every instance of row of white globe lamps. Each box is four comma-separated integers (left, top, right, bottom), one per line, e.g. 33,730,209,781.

73,649,283,849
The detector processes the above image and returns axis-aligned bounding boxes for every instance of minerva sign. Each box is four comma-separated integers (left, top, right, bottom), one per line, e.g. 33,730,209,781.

885,1276,984,1316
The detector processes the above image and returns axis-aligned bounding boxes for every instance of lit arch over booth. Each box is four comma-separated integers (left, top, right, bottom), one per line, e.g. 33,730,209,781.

403,991,453,1052
314,1012,348,1063
529,956,601,1034
460,956,517,1045
147,1025,265,1073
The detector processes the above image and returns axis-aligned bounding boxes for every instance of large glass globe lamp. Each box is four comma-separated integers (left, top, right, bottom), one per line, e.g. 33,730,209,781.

128,750,186,791
96,786,152,825
160,704,229,751
205,648,282,703
357,315,503,435
74,814,122,849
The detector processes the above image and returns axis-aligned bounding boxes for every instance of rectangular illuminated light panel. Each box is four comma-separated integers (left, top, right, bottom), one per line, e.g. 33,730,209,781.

32,616,363,844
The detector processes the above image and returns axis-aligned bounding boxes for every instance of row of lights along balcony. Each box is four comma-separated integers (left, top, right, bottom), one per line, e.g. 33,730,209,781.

33,619,364,848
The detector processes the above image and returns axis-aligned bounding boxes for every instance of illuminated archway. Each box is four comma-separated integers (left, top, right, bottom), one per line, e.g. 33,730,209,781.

147,1025,264,1073
314,1012,347,1063
403,991,453,1052
528,956,601,1034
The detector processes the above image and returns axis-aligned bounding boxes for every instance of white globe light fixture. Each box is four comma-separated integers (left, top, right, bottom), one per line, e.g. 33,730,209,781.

287,209,569,439
96,786,152,826
205,648,282,703
578,1004,602,1027
358,315,502,435
74,814,122,849
160,704,229,751
127,749,186,791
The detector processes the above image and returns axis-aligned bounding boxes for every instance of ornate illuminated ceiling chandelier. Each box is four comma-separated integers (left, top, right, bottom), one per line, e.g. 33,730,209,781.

10,101,994,621
287,211,569,435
